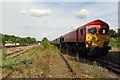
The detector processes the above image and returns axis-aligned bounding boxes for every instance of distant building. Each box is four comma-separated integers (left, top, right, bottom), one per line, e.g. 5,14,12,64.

38,43,41,45
37,41,41,45
5,43,20,46
14,43,20,45
5,43,14,46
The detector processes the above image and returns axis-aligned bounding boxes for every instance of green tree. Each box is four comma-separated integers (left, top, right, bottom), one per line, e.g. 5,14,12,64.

110,29,117,38
25,37,32,44
9,35,16,44
2,35,6,46
3,34,9,42
117,28,120,37
20,38,26,45
31,38,36,43
15,37,22,45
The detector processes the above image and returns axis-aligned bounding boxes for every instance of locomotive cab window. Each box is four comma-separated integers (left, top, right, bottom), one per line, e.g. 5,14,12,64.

80,29,85,35
88,28,96,34
99,28,109,34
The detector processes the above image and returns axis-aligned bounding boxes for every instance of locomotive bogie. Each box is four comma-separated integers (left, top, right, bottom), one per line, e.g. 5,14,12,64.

87,46,108,57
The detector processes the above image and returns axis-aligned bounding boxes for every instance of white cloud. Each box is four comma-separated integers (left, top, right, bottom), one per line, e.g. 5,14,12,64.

42,32,53,36
21,9,53,17
75,9,90,18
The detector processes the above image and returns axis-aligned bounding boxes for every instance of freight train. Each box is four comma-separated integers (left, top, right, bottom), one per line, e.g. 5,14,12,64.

51,19,111,57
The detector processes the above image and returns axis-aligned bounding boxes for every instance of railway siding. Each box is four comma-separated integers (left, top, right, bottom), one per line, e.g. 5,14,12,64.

2,45,39,78
2,45,119,78
3,45,75,78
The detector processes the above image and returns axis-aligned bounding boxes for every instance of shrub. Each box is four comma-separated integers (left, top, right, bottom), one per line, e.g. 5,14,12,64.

41,37,50,49
109,38,120,48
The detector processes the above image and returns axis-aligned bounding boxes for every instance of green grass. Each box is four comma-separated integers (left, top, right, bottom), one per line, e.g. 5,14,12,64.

2,53,34,70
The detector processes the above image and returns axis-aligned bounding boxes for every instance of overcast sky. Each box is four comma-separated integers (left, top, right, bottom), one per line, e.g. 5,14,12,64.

0,0,119,41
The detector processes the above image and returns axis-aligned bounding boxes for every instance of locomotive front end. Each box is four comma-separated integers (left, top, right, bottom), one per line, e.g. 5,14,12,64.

86,24,111,57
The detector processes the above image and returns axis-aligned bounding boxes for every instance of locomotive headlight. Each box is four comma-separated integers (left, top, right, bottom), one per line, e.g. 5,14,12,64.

87,41,92,45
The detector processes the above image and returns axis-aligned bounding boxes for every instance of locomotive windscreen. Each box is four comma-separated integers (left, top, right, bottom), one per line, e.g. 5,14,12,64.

88,27,97,34
99,28,109,34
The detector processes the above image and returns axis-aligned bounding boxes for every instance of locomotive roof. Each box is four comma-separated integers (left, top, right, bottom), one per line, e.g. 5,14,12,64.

62,19,109,37
85,19,109,27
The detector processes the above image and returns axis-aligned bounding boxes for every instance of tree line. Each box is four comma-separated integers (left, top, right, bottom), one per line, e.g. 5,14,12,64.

1,34,37,46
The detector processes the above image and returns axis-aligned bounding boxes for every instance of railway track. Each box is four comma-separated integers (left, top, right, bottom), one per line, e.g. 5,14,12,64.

58,52,77,78
5,45,37,58
2,45,38,79
2,50,36,79
96,59,120,75
7,49,23,56
6,48,32,59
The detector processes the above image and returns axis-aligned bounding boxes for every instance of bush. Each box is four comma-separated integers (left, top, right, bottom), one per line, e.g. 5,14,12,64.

41,37,50,49
109,38,120,48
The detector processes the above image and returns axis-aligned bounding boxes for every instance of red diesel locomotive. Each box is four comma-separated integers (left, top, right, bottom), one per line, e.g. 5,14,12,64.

52,19,111,57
